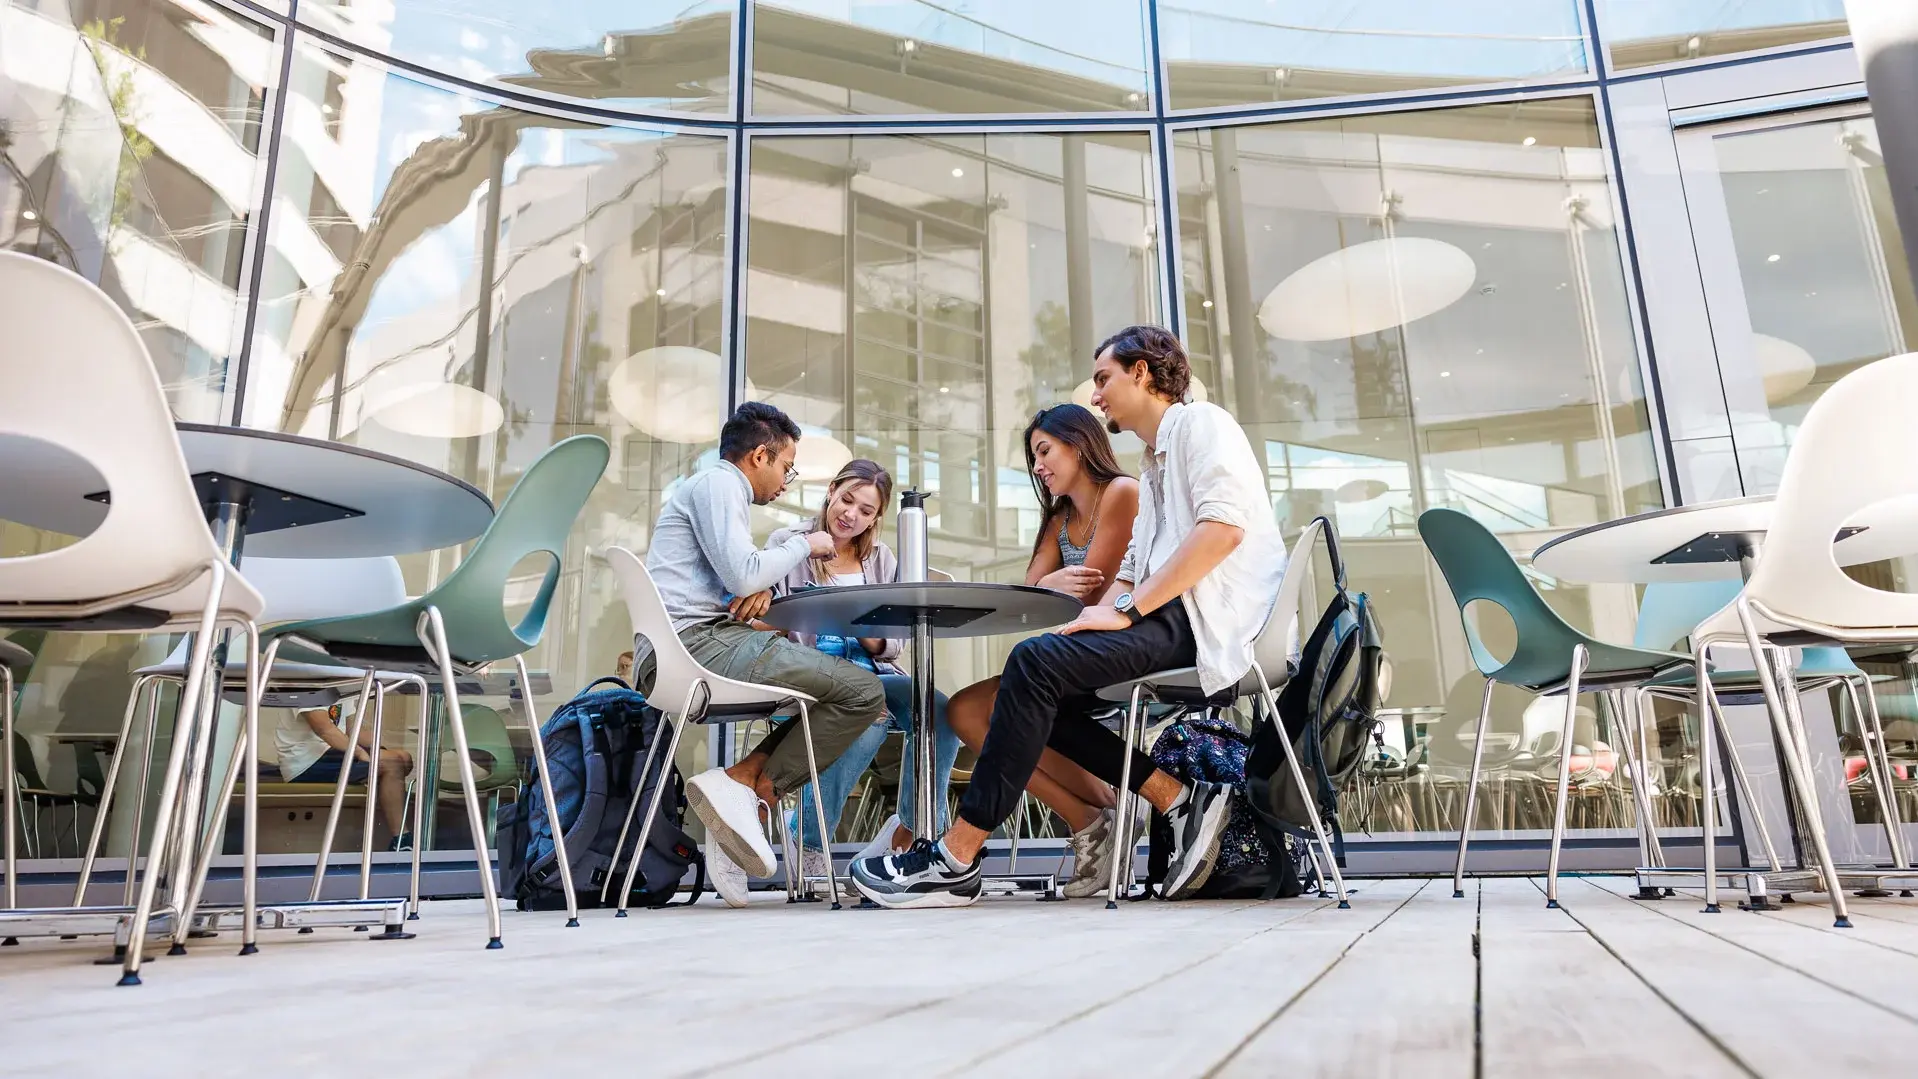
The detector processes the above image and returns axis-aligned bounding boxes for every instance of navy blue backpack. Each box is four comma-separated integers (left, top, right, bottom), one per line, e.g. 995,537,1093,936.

496,677,704,910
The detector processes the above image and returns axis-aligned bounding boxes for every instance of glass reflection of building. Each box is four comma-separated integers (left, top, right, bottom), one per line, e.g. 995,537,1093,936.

3,0,1911,877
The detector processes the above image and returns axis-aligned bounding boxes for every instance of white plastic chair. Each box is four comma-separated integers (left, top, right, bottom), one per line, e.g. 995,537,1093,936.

1687,352,1918,926
74,556,423,937
1091,519,1347,908
0,252,265,985
601,546,840,910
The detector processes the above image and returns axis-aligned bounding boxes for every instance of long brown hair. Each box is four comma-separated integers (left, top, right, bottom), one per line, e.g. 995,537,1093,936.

1023,404,1128,558
810,458,893,580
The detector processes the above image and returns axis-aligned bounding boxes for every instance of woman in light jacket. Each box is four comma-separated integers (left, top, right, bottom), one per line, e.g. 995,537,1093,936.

764,459,959,879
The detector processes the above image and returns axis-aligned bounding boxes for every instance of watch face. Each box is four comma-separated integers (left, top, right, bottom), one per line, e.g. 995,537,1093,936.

1115,593,1133,612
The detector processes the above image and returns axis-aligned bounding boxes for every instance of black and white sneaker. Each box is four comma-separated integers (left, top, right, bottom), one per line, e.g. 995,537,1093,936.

1162,781,1233,900
849,838,983,909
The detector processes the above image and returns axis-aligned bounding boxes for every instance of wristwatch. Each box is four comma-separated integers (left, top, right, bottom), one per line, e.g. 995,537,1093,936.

1113,592,1144,625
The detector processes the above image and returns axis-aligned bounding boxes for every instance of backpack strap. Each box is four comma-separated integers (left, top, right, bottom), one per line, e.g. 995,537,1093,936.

582,675,632,693
667,850,707,907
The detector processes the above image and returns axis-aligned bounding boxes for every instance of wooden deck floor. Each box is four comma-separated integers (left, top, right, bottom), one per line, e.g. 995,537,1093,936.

5,875,1918,1076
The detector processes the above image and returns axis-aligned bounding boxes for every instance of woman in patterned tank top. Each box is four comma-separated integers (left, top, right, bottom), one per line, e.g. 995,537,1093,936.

946,404,1141,898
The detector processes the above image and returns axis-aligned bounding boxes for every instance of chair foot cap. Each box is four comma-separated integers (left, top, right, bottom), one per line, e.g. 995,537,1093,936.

830,902,843,911
165,944,187,956
1,937,17,946
1834,918,1853,929
297,927,314,934
1703,904,1722,914
238,943,259,956
565,919,580,928
1545,899,1560,909
354,925,369,932
1337,900,1352,910
1662,888,1676,897
406,912,420,921
614,909,627,918
369,929,416,941
485,937,503,950
1104,900,1118,910
116,974,141,987
1452,889,1464,899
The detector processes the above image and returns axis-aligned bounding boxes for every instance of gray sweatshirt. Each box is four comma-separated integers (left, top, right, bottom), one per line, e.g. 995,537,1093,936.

645,460,811,630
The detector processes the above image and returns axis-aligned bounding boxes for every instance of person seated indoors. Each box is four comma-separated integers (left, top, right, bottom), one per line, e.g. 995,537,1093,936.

850,325,1288,907
638,402,888,907
275,696,415,850
943,403,1139,898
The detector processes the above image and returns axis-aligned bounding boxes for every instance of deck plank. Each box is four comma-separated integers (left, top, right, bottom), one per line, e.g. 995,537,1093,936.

1215,879,1475,1078
1480,878,1744,1078
1560,877,1918,1076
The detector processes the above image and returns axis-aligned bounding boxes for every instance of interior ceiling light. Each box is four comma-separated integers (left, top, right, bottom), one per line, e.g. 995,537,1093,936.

1259,237,1476,342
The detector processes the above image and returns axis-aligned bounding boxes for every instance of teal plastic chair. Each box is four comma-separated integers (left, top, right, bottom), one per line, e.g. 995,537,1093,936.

1417,508,1688,908
260,434,610,945
1633,580,1907,876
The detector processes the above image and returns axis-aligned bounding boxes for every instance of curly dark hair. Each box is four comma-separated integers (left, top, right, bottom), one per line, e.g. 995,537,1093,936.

1095,324,1191,404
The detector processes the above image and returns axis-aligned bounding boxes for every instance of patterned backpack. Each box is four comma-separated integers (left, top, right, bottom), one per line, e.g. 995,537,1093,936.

1143,712,1318,900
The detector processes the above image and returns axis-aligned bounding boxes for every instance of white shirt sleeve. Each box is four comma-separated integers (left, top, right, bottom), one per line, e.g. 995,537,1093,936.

1183,406,1265,532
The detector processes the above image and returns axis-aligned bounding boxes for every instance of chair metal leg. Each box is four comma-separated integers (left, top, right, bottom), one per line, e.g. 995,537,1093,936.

1736,609,1850,927
3,664,14,912
308,672,377,904
162,659,220,932
615,679,701,915
121,681,165,908
604,694,677,909
1617,689,1666,871
1452,678,1498,898
513,655,578,926
1545,644,1589,909
1689,680,1783,873
794,700,841,910
1693,644,1723,912
239,630,267,954
1254,663,1348,907
1010,792,1024,874
1106,683,1145,909
417,607,504,948
357,680,388,903
1849,673,1910,869
121,564,229,986
400,674,431,920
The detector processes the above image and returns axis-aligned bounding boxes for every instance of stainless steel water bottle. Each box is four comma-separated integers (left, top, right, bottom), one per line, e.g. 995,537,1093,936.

897,489,929,583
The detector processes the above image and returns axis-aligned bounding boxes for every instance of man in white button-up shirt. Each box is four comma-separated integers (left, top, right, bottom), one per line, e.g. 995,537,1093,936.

850,326,1287,909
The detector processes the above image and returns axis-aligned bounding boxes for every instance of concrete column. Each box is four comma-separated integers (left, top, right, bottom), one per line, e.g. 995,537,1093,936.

1061,135,1096,366
1849,1,1918,280
1209,128,1261,421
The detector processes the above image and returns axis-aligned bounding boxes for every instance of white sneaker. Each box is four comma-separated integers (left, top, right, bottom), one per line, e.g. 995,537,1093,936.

686,768,777,878
706,842,750,908
853,813,905,866
801,848,833,882
1062,810,1115,899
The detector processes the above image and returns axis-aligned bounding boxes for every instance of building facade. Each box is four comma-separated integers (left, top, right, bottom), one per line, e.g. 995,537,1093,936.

4,0,1912,878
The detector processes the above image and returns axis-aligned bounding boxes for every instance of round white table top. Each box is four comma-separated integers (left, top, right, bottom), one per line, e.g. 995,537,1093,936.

1531,495,1918,585
0,424,494,558
764,581,1081,640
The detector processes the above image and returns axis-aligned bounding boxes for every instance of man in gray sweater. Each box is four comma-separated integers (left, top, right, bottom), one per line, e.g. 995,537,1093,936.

641,402,886,903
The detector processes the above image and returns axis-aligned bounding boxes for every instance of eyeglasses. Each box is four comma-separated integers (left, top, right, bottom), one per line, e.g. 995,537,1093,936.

783,464,799,487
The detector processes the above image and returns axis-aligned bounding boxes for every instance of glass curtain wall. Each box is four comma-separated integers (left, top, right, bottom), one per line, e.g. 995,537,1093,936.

0,0,1868,873
1174,98,1665,837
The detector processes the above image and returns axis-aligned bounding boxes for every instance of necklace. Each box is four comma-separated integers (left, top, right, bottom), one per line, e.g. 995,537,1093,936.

1061,484,1105,548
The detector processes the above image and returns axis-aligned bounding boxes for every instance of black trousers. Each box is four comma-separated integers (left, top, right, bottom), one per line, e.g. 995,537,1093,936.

956,601,1200,833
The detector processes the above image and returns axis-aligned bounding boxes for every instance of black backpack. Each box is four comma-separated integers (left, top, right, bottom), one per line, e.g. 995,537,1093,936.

496,677,705,911
1246,518,1387,866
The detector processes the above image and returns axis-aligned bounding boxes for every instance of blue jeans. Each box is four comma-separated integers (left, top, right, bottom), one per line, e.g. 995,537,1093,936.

798,673,956,846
